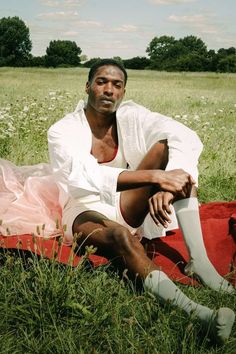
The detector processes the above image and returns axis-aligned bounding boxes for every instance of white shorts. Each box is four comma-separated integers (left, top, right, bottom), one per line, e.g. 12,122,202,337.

62,193,139,246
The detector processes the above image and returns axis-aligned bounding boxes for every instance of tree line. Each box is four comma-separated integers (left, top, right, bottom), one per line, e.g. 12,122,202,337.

1,16,236,73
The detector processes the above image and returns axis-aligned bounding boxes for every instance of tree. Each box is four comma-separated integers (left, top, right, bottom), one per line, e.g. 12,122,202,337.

45,40,82,67
123,56,150,70
176,53,208,72
80,54,88,63
179,35,207,56
83,58,101,68
172,37,208,72
217,48,228,58
217,55,236,73
146,35,176,70
205,49,218,71
146,35,209,71
112,56,123,64
28,55,46,67
0,16,32,66
226,47,236,55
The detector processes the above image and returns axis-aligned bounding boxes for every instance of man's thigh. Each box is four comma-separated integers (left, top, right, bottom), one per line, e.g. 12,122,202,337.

120,140,169,228
72,210,156,279
72,210,126,257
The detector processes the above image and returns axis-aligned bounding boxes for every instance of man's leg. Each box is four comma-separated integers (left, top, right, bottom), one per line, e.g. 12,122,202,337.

73,211,235,344
120,140,169,227
173,197,235,293
120,140,235,294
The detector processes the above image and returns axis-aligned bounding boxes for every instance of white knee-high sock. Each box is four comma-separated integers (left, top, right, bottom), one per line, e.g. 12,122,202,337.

144,270,235,344
173,197,235,294
144,270,212,319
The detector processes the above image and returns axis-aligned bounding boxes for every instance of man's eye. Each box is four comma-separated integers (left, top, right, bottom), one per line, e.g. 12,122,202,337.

115,83,122,88
97,80,105,85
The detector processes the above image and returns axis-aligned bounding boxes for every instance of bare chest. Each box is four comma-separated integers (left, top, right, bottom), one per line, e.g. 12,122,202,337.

91,132,118,163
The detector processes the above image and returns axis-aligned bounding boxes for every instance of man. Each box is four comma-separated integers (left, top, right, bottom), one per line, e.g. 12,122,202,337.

48,59,235,344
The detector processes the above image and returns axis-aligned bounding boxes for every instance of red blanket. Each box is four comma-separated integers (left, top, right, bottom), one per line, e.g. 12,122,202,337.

0,201,235,286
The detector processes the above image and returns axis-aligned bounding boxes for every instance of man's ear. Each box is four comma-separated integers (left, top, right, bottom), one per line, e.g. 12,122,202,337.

85,81,90,94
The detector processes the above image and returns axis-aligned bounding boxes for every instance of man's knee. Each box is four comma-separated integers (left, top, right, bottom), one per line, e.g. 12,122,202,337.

109,226,143,255
152,140,169,170
138,139,169,170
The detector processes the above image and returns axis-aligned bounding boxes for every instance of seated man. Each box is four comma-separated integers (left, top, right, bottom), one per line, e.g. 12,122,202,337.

48,59,235,344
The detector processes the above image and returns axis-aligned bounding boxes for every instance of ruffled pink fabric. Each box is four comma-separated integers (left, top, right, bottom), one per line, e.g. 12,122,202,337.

0,159,62,237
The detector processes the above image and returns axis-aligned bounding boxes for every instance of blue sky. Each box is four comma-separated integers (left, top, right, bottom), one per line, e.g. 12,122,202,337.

1,0,235,59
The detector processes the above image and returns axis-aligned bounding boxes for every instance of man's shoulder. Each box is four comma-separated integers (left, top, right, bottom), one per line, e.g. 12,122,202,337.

48,113,77,134
117,100,151,119
117,100,171,122
48,100,85,134
119,100,149,111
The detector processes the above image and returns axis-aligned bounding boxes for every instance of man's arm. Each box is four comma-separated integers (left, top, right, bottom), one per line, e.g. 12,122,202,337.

117,169,195,198
140,109,203,185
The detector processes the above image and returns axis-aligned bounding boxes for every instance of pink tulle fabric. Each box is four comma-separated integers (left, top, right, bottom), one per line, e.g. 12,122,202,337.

0,159,62,238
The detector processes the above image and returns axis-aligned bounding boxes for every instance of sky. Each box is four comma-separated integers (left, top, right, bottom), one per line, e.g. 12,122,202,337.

1,0,236,59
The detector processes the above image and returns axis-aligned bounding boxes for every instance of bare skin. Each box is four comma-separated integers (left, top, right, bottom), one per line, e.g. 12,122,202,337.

73,64,195,280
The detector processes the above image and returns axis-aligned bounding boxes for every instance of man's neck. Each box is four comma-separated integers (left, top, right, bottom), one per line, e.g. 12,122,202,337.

84,105,116,131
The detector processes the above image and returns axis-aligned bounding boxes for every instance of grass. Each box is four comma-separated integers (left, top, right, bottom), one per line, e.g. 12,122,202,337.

0,67,236,353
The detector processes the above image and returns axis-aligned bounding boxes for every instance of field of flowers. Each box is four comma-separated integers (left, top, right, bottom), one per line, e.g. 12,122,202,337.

1,67,235,201
0,67,235,353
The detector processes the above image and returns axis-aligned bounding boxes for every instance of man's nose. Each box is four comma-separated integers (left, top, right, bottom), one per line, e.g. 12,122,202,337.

103,82,113,95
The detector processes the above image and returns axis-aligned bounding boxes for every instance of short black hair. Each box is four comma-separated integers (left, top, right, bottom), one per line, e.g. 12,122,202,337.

88,58,128,86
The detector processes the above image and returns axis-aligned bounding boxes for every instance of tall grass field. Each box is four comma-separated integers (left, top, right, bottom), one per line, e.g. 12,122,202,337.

0,67,235,353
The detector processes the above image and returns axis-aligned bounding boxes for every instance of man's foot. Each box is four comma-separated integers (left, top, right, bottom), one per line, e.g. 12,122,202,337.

184,260,235,294
208,308,235,345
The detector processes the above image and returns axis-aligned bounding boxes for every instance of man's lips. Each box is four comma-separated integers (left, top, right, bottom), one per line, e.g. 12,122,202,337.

100,97,114,104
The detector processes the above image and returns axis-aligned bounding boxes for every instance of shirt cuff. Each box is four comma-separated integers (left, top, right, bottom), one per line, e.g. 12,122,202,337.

99,166,126,206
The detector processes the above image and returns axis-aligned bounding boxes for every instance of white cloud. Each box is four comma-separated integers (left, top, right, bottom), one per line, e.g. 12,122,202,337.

64,0,82,5
113,24,138,33
37,11,80,20
63,30,78,36
78,20,103,27
40,0,60,6
168,13,236,49
148,0,195,4
40,0,84,8
212,35,236,48
169,14,218,35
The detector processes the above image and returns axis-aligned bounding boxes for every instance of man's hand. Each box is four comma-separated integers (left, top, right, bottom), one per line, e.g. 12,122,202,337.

149,191,174,228
152,169,195,198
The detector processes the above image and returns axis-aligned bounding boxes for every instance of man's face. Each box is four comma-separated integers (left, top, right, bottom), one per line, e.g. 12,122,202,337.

85,65,126,114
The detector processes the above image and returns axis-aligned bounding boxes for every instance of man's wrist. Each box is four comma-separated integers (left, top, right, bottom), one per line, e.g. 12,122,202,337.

148,169,163,185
